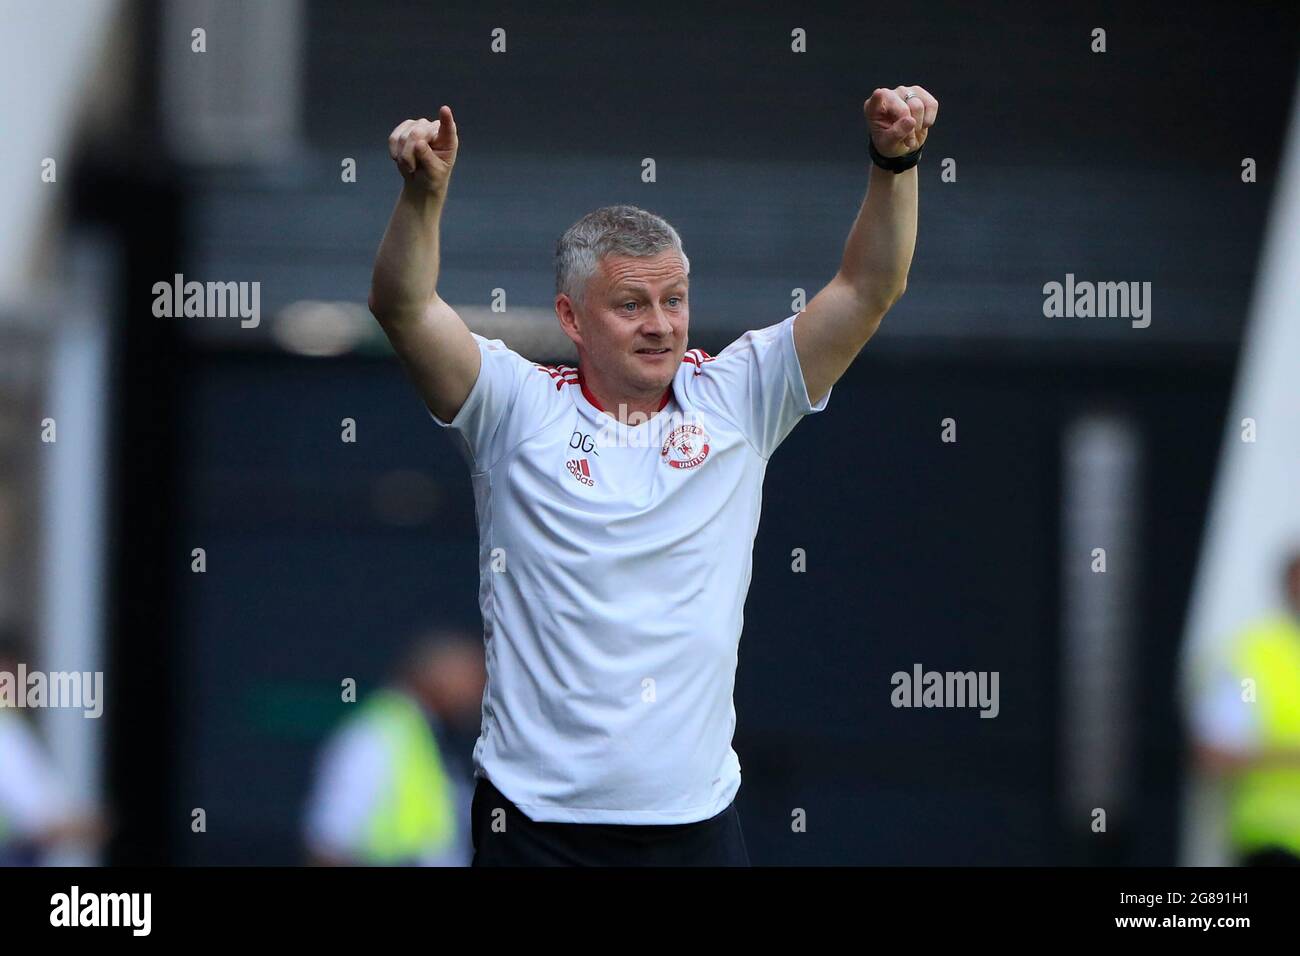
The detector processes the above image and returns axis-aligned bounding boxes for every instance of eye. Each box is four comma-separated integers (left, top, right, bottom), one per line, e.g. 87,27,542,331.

621,301,638,313
667,296,682,307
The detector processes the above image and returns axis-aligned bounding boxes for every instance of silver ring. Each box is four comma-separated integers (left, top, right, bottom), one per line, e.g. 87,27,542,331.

902,90,919,102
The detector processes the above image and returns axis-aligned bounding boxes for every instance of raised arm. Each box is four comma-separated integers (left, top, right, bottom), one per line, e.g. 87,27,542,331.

795,86,938,405
368,106,481,423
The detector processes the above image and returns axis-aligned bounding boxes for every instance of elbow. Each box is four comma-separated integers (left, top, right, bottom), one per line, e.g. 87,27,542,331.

838,272,906,319
368,289,398,325
368,284,433,326
881,279,907,312
859,283,904,328
869,282,906,326
367,286,387,321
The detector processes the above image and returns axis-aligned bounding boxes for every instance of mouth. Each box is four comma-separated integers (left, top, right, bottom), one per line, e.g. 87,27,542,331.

635,347,671,357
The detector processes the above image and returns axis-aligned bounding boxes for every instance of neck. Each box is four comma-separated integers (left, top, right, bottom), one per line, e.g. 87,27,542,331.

579,370,672,423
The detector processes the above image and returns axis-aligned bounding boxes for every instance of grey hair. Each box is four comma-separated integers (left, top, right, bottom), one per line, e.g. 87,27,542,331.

555,205,690,309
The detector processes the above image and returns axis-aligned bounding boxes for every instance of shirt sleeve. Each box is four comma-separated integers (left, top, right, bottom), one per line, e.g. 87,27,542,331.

1190,670,1259,751
687,312,830,459
0,715,77,838
302,721,392,860
428,334,561,473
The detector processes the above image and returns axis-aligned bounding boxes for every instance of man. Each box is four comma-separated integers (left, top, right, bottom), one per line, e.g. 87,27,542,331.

367,86,937,865
1193,551,1300,865
303,630,485,866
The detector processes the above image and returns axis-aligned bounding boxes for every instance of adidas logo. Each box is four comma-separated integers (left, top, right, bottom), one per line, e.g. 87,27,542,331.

566,458,594,487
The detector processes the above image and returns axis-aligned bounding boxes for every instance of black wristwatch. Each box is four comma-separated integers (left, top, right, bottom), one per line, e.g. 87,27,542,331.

869,136,923,173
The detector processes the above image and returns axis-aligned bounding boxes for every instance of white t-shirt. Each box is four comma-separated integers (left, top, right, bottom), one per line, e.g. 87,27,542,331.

432,312,829,823
1191,670,1259,751
0,711,75,843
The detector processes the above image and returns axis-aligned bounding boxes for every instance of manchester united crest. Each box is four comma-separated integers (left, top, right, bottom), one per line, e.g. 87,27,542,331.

660,423,710,469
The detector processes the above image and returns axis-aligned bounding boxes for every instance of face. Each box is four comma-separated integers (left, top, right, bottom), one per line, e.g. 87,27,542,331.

557,251,689,397
413,644,486,723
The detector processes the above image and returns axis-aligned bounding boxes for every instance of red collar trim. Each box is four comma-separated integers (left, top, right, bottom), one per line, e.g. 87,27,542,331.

577,371,672,415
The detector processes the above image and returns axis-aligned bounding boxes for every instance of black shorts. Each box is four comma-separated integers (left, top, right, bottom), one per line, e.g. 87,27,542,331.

470,776,751,867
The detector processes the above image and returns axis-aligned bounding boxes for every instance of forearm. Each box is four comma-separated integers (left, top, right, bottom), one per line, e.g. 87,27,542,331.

835,165,918,314
369,181,448,321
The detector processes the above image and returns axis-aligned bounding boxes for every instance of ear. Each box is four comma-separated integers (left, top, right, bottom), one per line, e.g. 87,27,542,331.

555,293,584,348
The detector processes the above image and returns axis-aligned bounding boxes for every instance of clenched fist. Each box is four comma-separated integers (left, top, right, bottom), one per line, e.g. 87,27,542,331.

388,105,459,193
864,86,938,157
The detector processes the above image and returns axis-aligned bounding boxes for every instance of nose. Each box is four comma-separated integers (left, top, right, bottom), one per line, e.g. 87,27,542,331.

642,305,673,337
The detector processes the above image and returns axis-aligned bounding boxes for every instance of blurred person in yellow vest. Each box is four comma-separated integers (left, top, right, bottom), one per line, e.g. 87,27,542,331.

0,627,108,866
1193,551,1300,865
303,628,485,866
